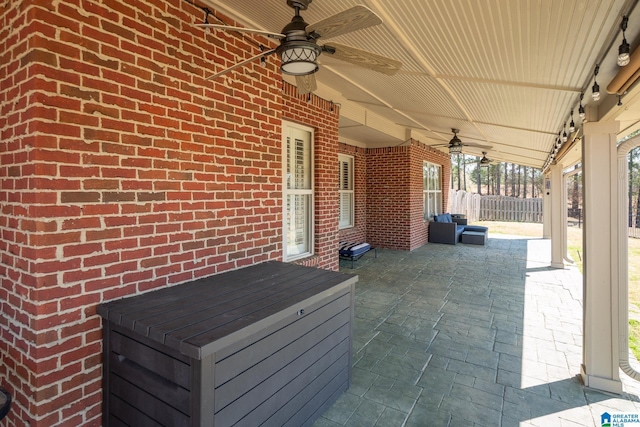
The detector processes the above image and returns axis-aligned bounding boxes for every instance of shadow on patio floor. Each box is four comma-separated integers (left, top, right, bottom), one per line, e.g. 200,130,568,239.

314,235,640,427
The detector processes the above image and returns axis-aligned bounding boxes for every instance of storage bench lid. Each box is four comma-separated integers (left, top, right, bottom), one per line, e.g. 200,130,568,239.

97,261,357,359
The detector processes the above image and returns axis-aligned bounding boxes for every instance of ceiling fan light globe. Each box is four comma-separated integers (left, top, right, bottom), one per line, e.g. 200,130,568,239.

278,42,321,75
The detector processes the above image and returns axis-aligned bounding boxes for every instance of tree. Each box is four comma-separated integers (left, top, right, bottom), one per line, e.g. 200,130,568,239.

633,147,640,227
463,154,467,191
504,163,509,196
630,147,636,227
456,154,462,190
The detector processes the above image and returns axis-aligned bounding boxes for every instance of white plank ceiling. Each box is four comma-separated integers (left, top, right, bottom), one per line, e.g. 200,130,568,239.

200,0,640,168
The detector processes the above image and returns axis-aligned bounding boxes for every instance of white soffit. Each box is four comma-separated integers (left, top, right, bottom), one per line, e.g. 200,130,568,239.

200,0,638,168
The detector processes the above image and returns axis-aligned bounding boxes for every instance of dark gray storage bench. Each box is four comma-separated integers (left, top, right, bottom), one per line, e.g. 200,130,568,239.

98,261,358,427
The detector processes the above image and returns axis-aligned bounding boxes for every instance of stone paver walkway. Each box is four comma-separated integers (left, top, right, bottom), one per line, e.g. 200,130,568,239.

314,235,640,427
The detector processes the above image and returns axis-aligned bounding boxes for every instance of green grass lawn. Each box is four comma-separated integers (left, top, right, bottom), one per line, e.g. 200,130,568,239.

476,221,640,359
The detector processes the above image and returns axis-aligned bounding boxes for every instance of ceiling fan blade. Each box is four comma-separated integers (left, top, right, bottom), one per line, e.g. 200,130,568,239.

196,24,285,39
306,5,382,40
323,43,402,76
465,142,493,151
296,74,317,95
206,49,277,80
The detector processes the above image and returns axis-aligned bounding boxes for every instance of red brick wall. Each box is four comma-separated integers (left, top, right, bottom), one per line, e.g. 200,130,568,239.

365,141,450,250
0,1,339,425
338,143,367,243
282,85,340,271
408,140,452,249
366,146,412,249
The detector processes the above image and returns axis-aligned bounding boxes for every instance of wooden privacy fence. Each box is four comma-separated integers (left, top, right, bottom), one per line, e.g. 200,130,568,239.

448,190,481,222
480,196,543,222
449,190,543,223
630,208,640,238
449,190,640,238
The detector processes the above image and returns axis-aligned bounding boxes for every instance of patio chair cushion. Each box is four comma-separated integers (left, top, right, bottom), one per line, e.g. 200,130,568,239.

463,225,489,233
339,242,371,257
433,213,453,223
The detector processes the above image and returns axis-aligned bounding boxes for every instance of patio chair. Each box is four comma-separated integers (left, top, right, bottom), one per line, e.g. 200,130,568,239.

0,386,11,421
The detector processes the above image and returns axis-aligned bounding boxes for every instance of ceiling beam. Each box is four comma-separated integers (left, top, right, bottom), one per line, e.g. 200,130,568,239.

394,71,581,93
365,0,492,144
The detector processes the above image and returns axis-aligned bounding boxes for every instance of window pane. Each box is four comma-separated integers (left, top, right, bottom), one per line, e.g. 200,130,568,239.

430,165,437,190
423,161,442,219
339,192,352,228
338,155,354,229
340,159,351,190
286,194,310,256
287,136,311,190
423,193,428,219
423,164,429,189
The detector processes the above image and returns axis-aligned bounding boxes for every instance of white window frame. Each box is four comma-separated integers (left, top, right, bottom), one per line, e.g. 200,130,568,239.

338,154,354,229
423,161,442,220
282,121,314,261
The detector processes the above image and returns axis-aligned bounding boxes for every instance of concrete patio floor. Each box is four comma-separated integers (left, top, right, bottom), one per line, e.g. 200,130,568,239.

314,234,640,426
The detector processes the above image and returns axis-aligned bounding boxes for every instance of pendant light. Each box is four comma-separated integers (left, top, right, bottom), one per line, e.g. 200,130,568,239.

592,64,600,101
618,16,630,67
569,110,575,133
578,92,586,120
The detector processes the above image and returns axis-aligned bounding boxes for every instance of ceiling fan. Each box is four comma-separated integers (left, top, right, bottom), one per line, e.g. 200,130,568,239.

459,151,498,166
479,151,498,166
197,0,402,94
435,129,493,155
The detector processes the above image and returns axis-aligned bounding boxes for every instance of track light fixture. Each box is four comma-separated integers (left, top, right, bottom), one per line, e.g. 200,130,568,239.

618,16,631,67
592,64,600,101
569,110,575,133
578,92,586,120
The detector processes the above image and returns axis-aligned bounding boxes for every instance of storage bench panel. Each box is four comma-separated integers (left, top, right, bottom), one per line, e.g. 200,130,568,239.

110,328,191,389
280,365,349,427
242,359,349,427
108,353,191,415
215,291,352,386
217,339,350,427
99,261,357,427
109,374,190,426
215,319,351,411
